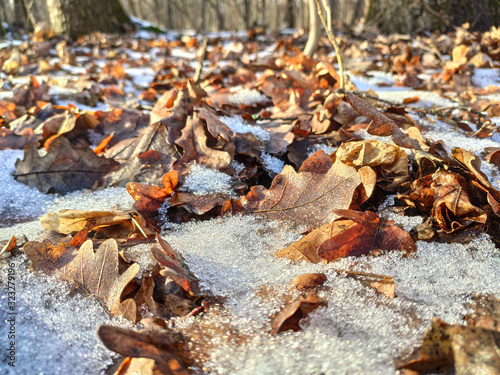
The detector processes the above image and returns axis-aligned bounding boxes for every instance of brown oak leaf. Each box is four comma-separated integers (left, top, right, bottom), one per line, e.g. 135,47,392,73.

343,92,419,149
151,235,201,295
174,111,234,171
271,294,326,334
242,150,361,228
399,318,500,374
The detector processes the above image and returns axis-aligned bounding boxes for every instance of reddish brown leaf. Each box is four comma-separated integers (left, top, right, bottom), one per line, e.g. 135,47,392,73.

317,210,416,261
152,234,201,295
98,325,191,375
271,294,326,335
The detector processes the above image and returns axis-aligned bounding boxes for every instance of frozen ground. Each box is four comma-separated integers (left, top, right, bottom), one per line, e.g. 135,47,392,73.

1,38,500,375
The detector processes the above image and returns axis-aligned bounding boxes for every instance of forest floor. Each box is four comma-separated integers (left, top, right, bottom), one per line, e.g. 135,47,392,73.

0,19,499,375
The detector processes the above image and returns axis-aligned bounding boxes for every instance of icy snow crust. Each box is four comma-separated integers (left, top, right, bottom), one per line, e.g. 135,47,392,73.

0,256,125,375
164,216,499,374
182,163,233,196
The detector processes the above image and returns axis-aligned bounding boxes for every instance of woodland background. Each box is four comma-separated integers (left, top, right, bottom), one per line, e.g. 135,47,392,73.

1,0,500,38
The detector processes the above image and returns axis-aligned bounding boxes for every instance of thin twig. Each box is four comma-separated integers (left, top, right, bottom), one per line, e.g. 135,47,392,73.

314,0,345,90
193,37,208,84
337,88,485,120
21,0,36,30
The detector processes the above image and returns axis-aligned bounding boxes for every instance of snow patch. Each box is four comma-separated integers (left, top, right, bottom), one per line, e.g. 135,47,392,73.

182,163,233,196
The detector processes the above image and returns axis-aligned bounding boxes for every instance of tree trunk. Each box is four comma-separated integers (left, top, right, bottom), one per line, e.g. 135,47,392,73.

284,0,295,28
243,0,250,29
46,0,130,39
304,0,320,57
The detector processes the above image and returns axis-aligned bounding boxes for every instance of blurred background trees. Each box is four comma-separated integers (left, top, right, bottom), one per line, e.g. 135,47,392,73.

0,0,499,38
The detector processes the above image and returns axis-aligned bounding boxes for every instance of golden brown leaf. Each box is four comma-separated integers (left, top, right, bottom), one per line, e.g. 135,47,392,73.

335,140,409,191
290,273,327,290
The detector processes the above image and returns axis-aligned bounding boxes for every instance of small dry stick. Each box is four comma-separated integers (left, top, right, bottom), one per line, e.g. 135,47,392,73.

314,0,345,90
193,37,208,84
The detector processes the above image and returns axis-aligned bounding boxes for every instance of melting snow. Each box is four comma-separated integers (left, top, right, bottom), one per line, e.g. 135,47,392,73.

163,215,500,374
0,256,127,375
260,151,285,174
182,163,233,196
227,87,270,106
221,116,271,141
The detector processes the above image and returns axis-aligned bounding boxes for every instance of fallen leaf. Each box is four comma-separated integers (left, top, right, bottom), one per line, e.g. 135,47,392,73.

465,295,500,332
0,128,41,150
271,294,326,334
343,92,419,149
399,318,500,374
24,238,139,318
337,270,395,298
335,140,409,191
290,273,327,290
14,136,119,194
98,325,191,375
277,219,357,263
403,170,487,233
316,210,416,261
242,150,361,228
152,235,201,295
174,112,234,171
0,236,17,258
40,209,153,239
114,357,155,375
127,182,170,230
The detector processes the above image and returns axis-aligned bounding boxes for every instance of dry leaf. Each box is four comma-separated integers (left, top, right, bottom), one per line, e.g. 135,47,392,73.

40,209,153,239
24,238,139,318
316,210,416,261
98,325,191,375
399,318,500,374
14,136,119,194
343,92,419,149
290,273,327,290
271,294,326,335
335,140,409,191
152,235,201,295
242,150,361,228
174,111,234,170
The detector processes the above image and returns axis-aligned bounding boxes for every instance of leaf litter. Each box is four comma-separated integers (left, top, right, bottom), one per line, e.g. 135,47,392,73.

0,20,500,375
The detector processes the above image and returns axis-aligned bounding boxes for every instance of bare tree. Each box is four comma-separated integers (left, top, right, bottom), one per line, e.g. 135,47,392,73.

46,0,130,39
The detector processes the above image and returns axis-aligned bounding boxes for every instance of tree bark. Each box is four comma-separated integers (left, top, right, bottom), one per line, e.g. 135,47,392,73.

46,0,130,39
304,0,320,57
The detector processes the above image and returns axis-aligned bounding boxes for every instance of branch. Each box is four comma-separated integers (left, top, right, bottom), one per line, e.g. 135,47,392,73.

313,0,345,89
